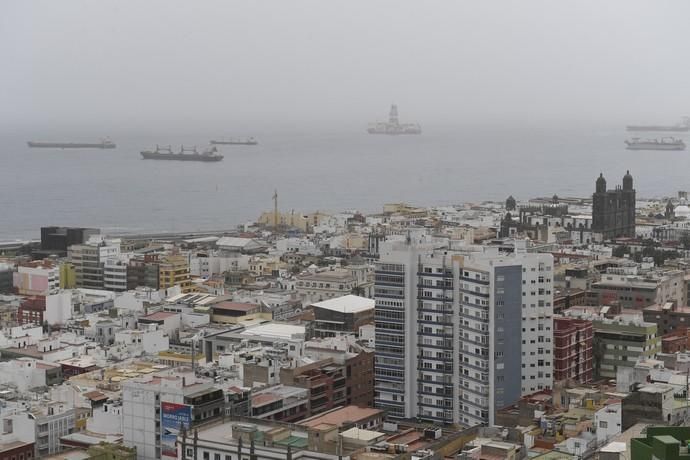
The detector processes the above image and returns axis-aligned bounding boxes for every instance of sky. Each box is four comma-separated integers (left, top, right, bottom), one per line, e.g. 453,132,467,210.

1,0,689,128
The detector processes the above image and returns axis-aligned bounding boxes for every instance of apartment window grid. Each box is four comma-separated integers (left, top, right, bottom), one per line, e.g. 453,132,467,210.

458,267,491,427
374,261,408,418
416,260,455,424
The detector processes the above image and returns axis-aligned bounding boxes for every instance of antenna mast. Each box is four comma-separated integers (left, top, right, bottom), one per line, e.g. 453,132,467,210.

273,189,279,230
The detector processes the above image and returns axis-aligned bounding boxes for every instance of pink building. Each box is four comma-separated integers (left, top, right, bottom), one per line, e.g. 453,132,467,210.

13,260,59,296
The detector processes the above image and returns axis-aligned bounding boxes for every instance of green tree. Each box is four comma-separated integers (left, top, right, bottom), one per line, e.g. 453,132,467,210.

612,245,629,258
680,233,690,250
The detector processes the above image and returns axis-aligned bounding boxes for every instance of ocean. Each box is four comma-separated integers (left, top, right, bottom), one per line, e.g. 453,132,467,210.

0,121,686,241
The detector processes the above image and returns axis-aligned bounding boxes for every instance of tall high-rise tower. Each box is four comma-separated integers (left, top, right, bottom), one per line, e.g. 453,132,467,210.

374,235,554,427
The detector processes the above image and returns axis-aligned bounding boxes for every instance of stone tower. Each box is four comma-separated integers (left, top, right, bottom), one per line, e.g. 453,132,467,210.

591,171,636,240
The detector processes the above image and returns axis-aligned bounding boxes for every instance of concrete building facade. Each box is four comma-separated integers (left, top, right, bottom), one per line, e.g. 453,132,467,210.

553,317,593,384
122,369,224,460
373,236,554,427
592,317,661,380
68,237,121,290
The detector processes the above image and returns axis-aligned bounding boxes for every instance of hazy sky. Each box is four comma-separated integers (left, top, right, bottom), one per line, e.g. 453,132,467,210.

2,0,689,127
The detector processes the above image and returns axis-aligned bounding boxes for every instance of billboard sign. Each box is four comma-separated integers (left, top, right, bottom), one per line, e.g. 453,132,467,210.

161,401,192,457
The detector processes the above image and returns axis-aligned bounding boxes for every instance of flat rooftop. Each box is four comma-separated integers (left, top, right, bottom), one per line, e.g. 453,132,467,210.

298,269,354,281
644,303,690,313
196,420,308,450
299,406,383,428
340,427,385,442
241,322,305,340
212,301,259,312
311,295,374,314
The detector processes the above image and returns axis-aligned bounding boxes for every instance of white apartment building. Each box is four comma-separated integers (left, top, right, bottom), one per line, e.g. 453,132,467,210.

122,369,225,460
37,402,76,457
595,402,622,444
374,236,554,427
114,326,169,354
189,251,249,278
104,258,129,291
68,236,121,290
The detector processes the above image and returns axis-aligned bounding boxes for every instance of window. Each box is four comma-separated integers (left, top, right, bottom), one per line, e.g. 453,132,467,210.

600,421,608,428
214,454,221,460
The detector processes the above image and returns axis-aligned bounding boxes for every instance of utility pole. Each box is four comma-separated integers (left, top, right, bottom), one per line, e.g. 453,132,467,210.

273,189,279,230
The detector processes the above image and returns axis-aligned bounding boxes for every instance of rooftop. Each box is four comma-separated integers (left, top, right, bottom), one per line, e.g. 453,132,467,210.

58,356,98,369
139,311,177,321
644,303,690,313
340,427,385,442
211,301,260,313
311,295,375,314
241,322,305,340
299,406,383,428
0,441,33,453
298,269,354,281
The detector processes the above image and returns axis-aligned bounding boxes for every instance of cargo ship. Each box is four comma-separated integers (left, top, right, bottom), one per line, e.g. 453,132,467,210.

626,117,690,132
367,105,421,135
27,138,116,149
624,137,686,151
210,137,258,145
140,145,224,162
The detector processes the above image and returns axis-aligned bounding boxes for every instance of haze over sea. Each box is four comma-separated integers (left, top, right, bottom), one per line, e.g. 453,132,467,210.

1,120,688,241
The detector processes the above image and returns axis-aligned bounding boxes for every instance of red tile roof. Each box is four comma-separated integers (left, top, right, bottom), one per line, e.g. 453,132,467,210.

140,311,177,321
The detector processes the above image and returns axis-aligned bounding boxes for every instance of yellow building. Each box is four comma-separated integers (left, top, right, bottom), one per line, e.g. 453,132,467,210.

257,210,309,232
59,262,76,289
382,202,428,217
248,255,286,277
159,255,193,292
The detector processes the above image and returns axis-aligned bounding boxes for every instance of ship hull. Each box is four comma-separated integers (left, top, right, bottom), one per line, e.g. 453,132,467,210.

140,152,223,161
367,130,422,135
626,126,690,132
28,142,116,149
210,140,257,145
625,144,685,151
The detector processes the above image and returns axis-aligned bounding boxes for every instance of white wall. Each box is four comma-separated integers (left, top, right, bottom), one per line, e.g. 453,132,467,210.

181,312,210,328
44,291,73,325
142,329,169,354
88,402,124,435
595,403,622,444
0,359,47,391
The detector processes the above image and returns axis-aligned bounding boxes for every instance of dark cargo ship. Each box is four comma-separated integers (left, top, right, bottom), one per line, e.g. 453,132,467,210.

140,145,224,162
27,138,116,149
210,137,258,145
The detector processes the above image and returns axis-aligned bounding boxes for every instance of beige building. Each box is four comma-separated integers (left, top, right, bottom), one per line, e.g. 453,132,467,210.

591,269,686,309
257,210,332,233
296,267,373,304
248,255,286,277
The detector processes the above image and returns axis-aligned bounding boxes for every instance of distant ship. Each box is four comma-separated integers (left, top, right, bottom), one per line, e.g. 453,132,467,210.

626,117,690,132
367,105,421,135
625,137,686,151
210,137,258,145
27,138,116,149
140,145,224,162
